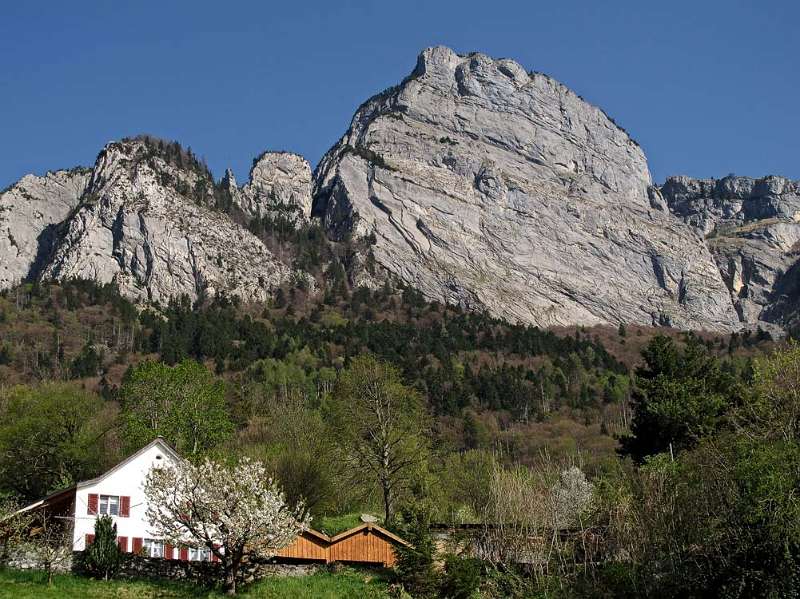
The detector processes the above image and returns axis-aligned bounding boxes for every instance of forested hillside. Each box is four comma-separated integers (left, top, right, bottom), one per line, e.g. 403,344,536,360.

0,273,771,483
0,136,786,598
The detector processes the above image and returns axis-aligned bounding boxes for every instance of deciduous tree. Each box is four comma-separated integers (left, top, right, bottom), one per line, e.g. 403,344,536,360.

25,513,72,585
326,354,430,523
0,384,113,500
120,360,232,456
738,341,800,441
144,457,309,595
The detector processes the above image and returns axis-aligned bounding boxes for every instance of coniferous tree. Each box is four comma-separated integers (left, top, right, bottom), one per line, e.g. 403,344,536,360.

619,335,738,462
85,515,121,581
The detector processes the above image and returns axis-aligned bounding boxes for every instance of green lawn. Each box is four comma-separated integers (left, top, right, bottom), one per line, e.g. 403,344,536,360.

0,568,391,598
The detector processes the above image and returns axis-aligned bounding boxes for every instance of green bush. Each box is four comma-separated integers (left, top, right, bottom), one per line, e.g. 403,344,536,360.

441,554,482,599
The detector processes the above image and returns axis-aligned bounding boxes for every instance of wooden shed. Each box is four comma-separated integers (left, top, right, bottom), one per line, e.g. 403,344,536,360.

276,523,409,567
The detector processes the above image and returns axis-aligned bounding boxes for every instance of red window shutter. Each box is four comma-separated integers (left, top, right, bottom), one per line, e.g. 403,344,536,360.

85,534,95,547
119,496,130,517
132,537,143,553
179,547,188,561
87,493,98,515
117,536,128,552
212,543,221,562
165,544,174,559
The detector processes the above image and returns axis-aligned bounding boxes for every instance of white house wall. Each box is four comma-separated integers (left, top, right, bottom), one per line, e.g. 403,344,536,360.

73,440,180,551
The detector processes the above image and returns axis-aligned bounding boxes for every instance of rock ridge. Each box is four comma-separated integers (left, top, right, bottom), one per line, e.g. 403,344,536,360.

658,174,800,330
2,47,797,334
1,137,311,304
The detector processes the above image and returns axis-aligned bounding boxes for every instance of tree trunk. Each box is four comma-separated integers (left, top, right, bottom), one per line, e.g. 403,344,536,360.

382,481,392,524
381,442,393,524
224,560,238,595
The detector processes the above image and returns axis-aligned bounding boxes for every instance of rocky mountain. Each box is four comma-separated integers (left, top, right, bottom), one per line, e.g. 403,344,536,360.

0,168,90,290
226,151,312,222
1,46,797,333
313,46,739,331
1,137,309,304
657,175,800,330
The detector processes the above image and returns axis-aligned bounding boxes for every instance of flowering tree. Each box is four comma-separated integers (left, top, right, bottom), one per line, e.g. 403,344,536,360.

550,466,594,529
144,457,309,595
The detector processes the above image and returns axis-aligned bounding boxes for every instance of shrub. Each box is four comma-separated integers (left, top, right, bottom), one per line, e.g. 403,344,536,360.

441,554,482,599
394,509,438,598
85,515,121,580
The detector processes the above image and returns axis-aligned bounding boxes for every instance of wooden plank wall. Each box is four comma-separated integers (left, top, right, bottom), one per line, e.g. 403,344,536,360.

329,528,397,565
276,531,329,561
276,528,399,566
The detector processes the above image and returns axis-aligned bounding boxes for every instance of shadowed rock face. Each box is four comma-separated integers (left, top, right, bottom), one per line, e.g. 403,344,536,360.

0,169,91,289
659,175,800,331
314,46,739,331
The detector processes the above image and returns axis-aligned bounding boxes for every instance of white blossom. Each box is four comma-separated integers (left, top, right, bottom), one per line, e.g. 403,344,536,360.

144,456,309,594
550,466,594,529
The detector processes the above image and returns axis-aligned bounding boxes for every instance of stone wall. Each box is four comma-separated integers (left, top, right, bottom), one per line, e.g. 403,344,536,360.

2,546,73,573
71,551,319,586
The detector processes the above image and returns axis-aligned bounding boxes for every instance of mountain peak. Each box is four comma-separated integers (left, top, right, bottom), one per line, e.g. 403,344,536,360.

313,46,735,331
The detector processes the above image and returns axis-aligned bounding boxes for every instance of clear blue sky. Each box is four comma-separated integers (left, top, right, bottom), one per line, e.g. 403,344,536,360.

1,1,797,189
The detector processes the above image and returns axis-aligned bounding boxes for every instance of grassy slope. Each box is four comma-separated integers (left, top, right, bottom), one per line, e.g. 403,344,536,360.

0,568,390,599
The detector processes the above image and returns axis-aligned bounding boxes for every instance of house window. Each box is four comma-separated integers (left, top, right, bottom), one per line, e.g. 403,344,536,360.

189,547,211,562
98,495,120,516
143,539,164,558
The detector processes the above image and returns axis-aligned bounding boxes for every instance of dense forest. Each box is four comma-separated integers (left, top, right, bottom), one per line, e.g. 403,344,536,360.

0,275,769,471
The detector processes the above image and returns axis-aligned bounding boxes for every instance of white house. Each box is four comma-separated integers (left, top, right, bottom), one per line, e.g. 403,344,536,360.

19,437,216,562
18,437,409,567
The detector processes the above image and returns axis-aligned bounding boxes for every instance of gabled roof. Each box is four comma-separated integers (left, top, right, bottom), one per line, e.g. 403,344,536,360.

293,523,410,548
75,436,182,490
301,528,333,543
329,523,410,547
16,437,182,515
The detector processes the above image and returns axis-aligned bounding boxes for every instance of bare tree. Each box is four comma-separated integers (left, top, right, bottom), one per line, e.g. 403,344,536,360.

25,514,72,585
479,456,595,583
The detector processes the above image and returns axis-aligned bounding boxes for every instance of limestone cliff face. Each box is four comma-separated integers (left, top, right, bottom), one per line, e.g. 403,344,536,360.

1,47,797,333
228,152,312,222
0,169,90,289
314,46,739,330
659,175,800,330
3,138,309,303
